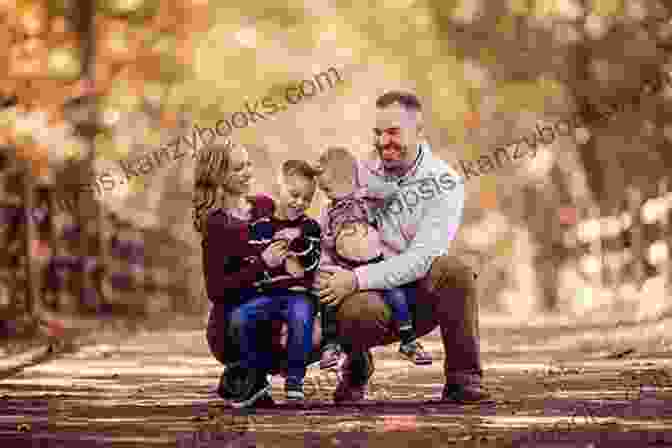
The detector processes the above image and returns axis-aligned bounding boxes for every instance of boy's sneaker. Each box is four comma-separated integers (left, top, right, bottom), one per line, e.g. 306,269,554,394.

398,340,433,365
230,370,273,409
217,364,248,400
285,378,305,401
320,343,343,369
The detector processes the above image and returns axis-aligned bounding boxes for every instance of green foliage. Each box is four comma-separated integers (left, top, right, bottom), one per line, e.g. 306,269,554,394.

494,79,551,114
507,0,532,16
95,132,123,161
217,1,307,28
424,0,463,23
47,0,77,16
96,0,160,23
47,47,82,82
163,82,194,114
590,0,624,17
101,79,142,113
532,0,560,18
494,14,518,38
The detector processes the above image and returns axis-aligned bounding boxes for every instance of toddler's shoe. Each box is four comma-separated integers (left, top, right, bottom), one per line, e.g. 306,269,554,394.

398,340,433,365
320,343,343,369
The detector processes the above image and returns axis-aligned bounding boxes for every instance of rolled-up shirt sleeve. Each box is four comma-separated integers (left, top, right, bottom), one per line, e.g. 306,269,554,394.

317,203,340,271
354,176,464,290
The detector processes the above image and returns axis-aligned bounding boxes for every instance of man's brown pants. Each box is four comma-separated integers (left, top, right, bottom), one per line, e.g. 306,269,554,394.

335,255,483,385
207,255,482,384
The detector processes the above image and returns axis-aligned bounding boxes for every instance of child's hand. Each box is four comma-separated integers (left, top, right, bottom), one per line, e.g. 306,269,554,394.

285,255,305,278
274,227,301,241
261,240,289,268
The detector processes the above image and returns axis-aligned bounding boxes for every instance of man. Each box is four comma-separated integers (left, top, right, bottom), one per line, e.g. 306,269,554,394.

315,90,489,403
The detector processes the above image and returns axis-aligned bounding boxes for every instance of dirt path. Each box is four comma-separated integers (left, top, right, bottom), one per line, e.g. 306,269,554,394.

1,316,671,447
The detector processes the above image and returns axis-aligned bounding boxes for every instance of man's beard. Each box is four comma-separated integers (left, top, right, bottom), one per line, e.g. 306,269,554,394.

221,180,251,195
376,143,409,174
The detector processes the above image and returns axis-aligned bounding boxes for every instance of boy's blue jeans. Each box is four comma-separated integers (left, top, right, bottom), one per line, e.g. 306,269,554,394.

228,291,315,385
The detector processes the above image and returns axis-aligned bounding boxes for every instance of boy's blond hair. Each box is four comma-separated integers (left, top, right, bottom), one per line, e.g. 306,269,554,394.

274,159,320,194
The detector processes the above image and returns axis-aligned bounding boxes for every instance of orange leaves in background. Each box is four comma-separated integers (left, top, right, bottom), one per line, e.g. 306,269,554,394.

15,143,50,178
48,15,78,47
115,65,147,98
175,33,195,66
479,189,498,210
464,110,481,129
0,78,22,101
9,36,49,79
28,78,69,114
2,2,84,112
175,0,210,34
150,0,182,32
159,110,180,128
96,16,141,65
93,59,115,96
0,126,10,146
17,0,48,37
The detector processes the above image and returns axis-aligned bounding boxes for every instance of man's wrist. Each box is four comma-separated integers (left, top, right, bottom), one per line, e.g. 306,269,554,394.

352,270,360,292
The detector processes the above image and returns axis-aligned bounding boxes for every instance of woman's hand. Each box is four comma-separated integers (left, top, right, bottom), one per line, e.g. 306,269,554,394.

261,240,289,268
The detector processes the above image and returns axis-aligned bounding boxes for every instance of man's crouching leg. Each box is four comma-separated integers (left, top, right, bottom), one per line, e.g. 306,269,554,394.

333,291,395,402
418,255,489,402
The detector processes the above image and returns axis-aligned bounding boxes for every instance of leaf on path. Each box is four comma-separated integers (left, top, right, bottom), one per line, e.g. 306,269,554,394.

606,348,635,359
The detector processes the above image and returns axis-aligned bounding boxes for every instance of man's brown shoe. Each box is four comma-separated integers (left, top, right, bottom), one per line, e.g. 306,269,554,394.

320,344,344,370
333,350,374,403
441,383,490,403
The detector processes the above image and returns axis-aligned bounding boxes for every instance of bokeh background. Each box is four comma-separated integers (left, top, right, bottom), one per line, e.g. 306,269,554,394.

1,0,671,344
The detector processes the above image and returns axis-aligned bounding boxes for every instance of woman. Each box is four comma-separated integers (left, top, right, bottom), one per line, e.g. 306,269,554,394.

193,140,320,407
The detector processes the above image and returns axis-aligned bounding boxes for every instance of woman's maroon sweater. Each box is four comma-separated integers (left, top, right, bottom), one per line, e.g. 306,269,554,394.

201,194,321,311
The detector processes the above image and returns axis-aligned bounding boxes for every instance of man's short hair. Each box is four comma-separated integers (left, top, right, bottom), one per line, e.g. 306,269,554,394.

376,90,422,112
317,147,358,181
281,159,320,180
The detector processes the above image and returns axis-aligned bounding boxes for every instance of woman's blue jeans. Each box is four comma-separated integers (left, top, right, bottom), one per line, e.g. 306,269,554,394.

228,291,315,384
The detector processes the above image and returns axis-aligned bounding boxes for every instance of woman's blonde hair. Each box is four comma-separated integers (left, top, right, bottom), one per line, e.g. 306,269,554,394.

192,140,235,237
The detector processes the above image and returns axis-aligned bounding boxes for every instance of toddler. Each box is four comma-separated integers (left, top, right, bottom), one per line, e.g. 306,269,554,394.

315,147,432,368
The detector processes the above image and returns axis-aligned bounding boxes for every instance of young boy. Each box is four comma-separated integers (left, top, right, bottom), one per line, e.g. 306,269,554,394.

315,147,432,369
246,159,322,402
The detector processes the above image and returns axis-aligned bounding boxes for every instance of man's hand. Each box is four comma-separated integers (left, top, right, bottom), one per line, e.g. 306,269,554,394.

285,255,304,278
313,269,331,290
261,240,289,268
317,266,358,306
274,227,301,241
